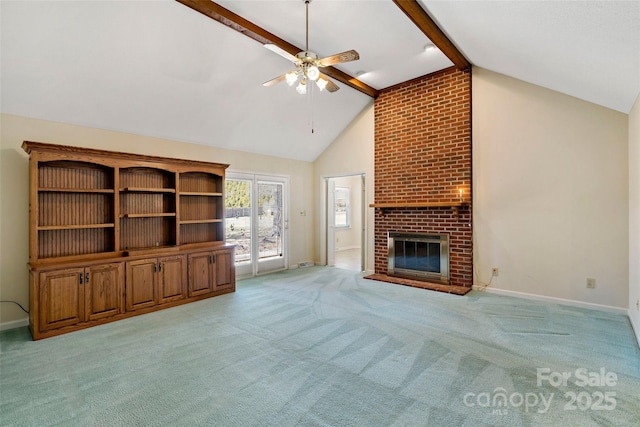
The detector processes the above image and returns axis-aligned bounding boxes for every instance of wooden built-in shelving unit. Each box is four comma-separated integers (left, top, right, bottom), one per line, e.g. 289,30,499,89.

23,141,235,340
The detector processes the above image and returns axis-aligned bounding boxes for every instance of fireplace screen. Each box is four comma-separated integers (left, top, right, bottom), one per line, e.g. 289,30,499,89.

388,232,449,284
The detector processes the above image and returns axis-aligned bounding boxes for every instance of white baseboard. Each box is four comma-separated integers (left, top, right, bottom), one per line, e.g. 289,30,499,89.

0,318,29,331
473,286,627,314
628,310,640,349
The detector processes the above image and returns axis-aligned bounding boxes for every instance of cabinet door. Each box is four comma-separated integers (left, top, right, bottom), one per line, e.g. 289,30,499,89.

85,263,124,321
125,258,157,311
158,255,187,304
39,267,84,332
212,250,234,291
188,251,213,297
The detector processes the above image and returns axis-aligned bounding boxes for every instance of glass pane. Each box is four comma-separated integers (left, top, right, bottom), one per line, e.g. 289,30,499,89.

334,187,350,228
426,242,441,273
258,181,283,260
225,179,251,264
394,240,441,273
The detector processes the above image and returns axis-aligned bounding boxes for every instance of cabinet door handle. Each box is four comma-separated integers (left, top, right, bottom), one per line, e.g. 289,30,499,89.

209,255,213,264
79,273,84,285
154,263,157,273
212,254,216,264
158,262,162,272
85,272,89,284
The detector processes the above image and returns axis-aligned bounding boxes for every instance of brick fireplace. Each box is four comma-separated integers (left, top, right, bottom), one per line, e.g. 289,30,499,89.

372,67,472,288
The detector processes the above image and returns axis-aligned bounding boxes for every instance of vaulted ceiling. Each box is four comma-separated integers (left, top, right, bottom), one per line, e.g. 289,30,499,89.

2,1,638,162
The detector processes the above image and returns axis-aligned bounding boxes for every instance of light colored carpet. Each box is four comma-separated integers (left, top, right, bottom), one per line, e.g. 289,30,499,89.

1,266,638,426
334,248,361,272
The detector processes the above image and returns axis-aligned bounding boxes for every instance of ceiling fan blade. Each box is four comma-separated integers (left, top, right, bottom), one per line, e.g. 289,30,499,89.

264,44,301,65
318,73,340,92
317,50,360,67
263,74,287,87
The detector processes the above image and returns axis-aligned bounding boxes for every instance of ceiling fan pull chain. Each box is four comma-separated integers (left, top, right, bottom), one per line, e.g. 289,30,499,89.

309,81,314,133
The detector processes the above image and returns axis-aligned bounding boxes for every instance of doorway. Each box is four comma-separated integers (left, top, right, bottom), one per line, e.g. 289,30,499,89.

225,172,289,277
327,174,365,272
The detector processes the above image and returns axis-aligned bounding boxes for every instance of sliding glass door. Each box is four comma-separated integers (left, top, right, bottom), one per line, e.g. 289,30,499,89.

226,173,288,277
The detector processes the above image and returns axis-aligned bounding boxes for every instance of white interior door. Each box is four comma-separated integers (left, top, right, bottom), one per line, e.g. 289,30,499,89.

360,174,366,272
327,179,336,266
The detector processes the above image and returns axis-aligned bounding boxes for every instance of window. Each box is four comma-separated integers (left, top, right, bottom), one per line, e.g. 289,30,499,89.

334,187,350,228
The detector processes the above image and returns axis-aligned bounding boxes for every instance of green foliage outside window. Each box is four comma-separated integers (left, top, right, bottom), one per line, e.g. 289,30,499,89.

225,180,250,208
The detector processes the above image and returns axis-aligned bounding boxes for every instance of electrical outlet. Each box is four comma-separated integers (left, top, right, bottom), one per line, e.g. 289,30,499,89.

586,278,596,289
492,268,499,276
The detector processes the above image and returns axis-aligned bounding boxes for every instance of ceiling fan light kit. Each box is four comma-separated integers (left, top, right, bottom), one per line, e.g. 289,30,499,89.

307,65,320,81
263,0,360,95
296,80,307,94
316,78,328,91
285,71,298,86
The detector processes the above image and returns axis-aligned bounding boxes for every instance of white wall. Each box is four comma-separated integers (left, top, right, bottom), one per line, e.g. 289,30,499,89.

629,94,640,344
0,113,315,326
472,68,629,309
314,103,375,272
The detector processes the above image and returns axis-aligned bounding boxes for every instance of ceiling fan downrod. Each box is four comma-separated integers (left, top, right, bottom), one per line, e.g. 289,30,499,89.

305,0,311,52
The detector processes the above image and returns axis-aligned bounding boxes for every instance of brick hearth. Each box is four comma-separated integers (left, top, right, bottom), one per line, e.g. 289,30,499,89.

373,67,472,288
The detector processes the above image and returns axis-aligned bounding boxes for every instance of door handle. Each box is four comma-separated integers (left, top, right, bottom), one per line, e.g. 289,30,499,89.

85,272,89,284
158,262,162,272
79,273,83,284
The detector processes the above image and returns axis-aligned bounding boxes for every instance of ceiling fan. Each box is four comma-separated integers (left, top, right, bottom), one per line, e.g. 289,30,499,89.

262,0,360,94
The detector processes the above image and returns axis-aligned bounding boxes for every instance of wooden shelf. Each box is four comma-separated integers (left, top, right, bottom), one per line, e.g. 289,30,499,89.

370,201,469,218
120,213,176,218
122,245,179,257
39,188,114,193
29,251,121,268
179,192,222,197
180,219,223,225
179,241,229,251
369,201,468,208
38,223,115,231
120,187,176,193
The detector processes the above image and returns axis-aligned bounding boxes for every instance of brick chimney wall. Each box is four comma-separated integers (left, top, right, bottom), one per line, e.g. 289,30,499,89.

374,67,472,287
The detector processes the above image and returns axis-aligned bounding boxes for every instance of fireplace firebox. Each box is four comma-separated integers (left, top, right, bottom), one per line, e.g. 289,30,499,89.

387,232,450,284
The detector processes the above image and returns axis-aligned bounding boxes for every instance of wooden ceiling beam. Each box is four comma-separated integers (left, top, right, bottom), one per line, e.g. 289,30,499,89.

176,0,380,98
393,0,470,71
